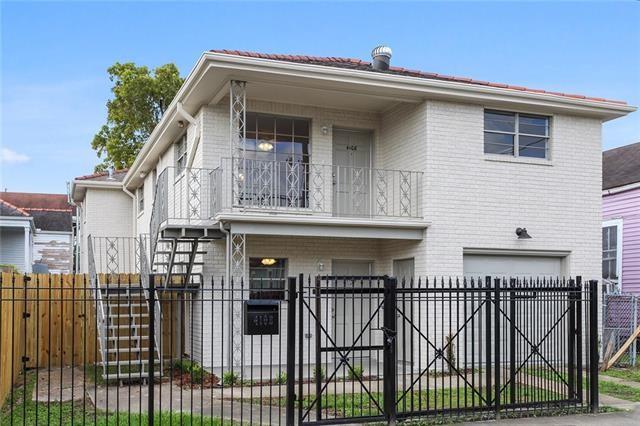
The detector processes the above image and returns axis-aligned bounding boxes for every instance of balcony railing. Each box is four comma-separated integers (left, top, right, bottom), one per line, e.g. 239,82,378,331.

215,157,422,218
150,158,423,244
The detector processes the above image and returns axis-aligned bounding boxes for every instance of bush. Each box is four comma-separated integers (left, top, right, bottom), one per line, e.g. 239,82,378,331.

348,365,364,381
312,366,325,382
172,359,206,384
274,371,287,385
222,371,240,386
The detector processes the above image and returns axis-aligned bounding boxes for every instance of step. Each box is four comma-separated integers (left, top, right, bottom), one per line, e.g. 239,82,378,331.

103,359,160,367
106,302,146,307
154,261,205,266
155,250,206,255
102,371,162,381
106,335,150,341
106,347,151,354
108,313,149,318
107,324,149,330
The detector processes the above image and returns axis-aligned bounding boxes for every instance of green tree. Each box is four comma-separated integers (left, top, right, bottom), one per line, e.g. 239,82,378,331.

91,62,183,171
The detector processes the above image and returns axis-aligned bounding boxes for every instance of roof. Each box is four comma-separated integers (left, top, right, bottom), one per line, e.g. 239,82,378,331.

211,50,627,105
0,199,30,218
75,169,128,182
0,192,73,232
603,142,640,190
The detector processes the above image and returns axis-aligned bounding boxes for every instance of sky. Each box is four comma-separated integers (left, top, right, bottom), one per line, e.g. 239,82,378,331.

1,1,639,194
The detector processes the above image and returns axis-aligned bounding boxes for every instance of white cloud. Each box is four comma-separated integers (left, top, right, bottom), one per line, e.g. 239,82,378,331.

1,148,30,164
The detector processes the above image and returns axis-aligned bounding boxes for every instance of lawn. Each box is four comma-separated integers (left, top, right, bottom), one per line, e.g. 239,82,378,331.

255,384,563,418
601,366,640,384
527,367,640,403
1,372,230,426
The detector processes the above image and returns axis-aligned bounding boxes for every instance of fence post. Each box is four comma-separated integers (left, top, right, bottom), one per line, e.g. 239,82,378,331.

509,278,516,405
567,278,577,400
298,274,304,425
148,274,155,425
494,278,501,419
484,276,492,408
286,277,297,426
315,276,322,421
576,276,583,402
589,280,599,414
383,276,397,425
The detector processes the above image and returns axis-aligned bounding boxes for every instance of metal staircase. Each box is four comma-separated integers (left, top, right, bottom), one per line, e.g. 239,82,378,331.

88,236,163,383
152,237,207,288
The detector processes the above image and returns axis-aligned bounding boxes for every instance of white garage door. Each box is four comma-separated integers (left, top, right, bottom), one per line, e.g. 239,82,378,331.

463,254,563,278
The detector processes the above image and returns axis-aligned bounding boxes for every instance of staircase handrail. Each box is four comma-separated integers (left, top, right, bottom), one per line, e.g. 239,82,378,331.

87,236,108,369
149,168,169,264
139,236,163,372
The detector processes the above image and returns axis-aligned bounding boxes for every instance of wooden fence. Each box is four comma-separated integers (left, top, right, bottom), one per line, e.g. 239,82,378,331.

0,273,180,405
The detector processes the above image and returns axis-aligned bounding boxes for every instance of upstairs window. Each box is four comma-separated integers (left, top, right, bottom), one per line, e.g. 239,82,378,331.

602,220,622,288
137,184,144,213
175,134,187,174
484,110,550,159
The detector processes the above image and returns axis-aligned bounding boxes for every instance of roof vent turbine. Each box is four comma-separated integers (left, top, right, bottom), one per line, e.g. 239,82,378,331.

107,167,115,181
371,45,392,71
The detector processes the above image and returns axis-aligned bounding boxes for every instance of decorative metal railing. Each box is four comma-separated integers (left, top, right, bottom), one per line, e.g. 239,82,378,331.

90,235,150,275
215,157,423,219
87,236,108,369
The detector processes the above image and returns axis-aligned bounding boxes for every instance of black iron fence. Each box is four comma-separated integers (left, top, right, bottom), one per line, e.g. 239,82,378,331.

0,273,598,425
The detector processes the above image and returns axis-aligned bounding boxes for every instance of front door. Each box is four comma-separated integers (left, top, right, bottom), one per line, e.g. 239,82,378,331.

332,129,372,217
393,258,415,367
331,260,376,369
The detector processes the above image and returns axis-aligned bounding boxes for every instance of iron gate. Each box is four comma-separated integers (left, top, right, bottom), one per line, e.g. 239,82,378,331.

290,275,599,425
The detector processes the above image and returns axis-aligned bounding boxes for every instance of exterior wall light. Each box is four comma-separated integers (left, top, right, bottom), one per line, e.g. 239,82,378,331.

261,258,277,266
516,228,532,239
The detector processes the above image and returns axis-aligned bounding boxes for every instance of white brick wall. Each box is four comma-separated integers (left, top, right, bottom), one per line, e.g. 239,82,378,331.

79,187,134,272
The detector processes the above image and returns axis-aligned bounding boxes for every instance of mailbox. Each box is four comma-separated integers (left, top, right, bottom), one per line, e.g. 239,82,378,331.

244,300,279,335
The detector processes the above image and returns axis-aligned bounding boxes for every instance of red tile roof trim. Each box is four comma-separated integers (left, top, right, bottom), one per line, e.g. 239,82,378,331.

0,199,30,217
75,169,129,180
211,49,627,105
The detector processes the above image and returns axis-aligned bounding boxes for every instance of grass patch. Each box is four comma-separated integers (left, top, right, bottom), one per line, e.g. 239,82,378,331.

601,367,640,383
254,385,562,418
527,367,640,402
1,371,230,425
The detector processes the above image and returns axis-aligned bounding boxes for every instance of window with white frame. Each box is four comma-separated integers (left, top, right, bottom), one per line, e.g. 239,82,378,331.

484,110,550,159
602,219,622,287
175,134,187,174
137,184,144,214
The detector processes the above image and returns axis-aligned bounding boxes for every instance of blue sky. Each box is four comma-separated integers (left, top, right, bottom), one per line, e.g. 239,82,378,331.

1,1,639,194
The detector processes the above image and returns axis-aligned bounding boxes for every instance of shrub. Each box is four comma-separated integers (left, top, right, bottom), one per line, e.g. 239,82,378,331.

222,371,240,386
274,371,287,385
312,366,325,382
348,365,364,381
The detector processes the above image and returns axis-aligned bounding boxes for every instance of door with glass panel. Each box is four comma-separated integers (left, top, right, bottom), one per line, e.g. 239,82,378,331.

332,129,372,217
242,113,310,209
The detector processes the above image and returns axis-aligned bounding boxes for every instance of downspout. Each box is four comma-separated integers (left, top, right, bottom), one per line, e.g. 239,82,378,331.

122,185,137,236
177,102,201,170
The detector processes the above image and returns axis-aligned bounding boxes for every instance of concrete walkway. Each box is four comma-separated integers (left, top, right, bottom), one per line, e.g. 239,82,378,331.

467,406,640,425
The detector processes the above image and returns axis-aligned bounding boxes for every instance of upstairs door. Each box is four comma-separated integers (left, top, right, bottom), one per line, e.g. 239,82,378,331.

332,129,372,217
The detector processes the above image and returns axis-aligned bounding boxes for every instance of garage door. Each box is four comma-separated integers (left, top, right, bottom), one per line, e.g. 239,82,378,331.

463,254,563,278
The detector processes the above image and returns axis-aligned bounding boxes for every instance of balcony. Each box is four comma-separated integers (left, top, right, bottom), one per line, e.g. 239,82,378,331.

150,158,424,244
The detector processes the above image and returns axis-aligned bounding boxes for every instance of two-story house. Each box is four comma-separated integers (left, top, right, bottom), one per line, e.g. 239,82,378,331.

71,47,635,370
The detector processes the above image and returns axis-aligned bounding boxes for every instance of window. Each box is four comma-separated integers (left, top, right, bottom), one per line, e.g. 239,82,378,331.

484,110,550,159
602,220,623,286
175,135,187,174
137,185,144,213
249,257,286,300
242,113,311,207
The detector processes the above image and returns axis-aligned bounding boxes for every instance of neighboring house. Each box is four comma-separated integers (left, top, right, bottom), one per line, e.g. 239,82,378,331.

603,141,640,295
0,192,74,274
71,47,636,368
0,199,34,272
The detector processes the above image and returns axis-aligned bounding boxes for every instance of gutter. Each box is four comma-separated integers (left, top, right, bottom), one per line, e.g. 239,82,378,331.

603,181,640,196
177,102,201,170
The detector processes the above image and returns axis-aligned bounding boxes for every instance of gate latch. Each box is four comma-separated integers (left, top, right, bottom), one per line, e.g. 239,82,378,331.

381,326,396,345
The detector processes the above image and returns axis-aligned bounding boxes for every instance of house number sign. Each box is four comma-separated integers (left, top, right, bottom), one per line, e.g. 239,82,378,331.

243,300,280,335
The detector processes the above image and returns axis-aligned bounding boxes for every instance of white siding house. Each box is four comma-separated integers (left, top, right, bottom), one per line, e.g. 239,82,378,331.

73,48,636,369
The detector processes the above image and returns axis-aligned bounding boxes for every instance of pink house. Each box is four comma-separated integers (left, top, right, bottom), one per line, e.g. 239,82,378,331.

603,141,640,294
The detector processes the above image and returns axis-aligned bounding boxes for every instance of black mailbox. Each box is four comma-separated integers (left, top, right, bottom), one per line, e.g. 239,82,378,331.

244,300,279,335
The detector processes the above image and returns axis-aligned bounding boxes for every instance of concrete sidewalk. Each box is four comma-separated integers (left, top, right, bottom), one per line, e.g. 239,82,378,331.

466,406,640,425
